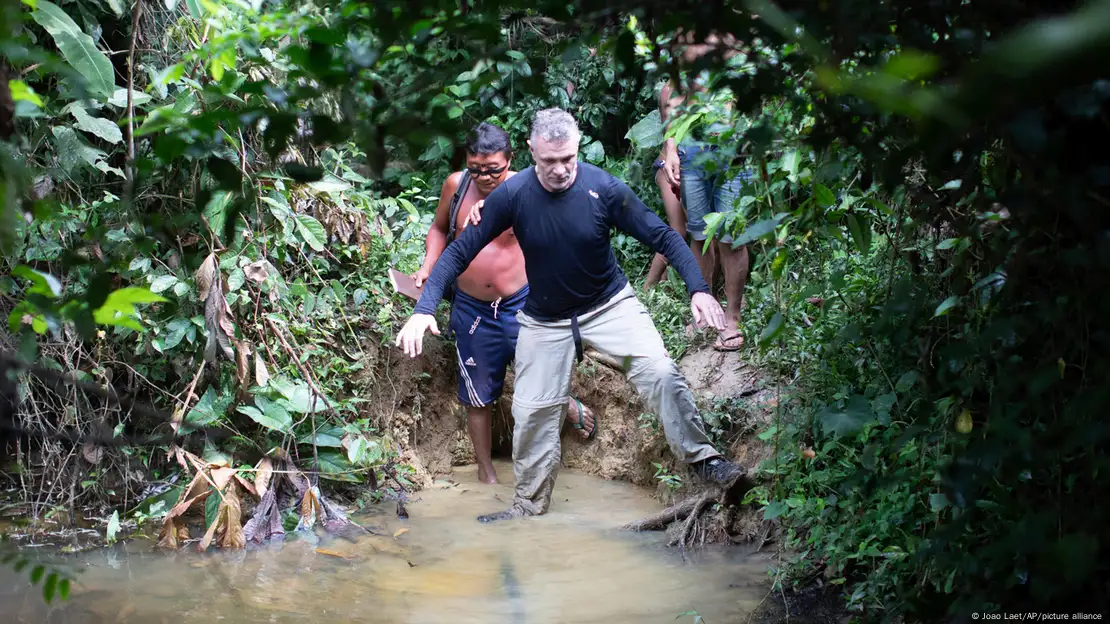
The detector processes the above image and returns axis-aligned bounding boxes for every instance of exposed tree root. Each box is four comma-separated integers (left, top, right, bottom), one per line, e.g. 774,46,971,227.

620,492,707,531
623,472,761,550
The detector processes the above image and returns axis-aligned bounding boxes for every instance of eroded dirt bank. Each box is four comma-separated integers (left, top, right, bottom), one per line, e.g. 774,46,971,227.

368,331,778,544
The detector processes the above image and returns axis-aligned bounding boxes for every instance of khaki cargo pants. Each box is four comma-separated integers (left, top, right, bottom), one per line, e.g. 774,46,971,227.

509,283,721,516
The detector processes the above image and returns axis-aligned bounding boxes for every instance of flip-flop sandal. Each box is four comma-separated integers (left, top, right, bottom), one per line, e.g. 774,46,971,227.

569,397,597,441
713,332,745,352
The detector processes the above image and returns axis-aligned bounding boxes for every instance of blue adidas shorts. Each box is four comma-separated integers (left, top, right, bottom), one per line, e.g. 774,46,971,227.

449,285,529,407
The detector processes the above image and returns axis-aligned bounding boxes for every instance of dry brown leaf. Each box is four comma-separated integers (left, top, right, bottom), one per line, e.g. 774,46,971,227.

254,352,270,387
234,474,257,498
218,481,245,550
82,442,103,465
202,258,236,362
298,486,324,531
211,467,236,491
315,548,356,560
195,253,218,301
254,458,273,498
235,340,251,391
243,260,270,283
169,406,184,434
156,470,213,550
393,527,409,539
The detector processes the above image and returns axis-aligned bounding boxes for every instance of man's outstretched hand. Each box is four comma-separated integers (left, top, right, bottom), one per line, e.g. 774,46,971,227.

690,291,727,331
463,199,485,229
395,313,441,357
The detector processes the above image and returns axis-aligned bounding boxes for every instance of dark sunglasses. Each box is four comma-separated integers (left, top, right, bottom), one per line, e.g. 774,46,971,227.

467,165,507,179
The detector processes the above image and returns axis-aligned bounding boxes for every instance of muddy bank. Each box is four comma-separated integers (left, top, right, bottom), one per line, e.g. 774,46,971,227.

369,331,778,543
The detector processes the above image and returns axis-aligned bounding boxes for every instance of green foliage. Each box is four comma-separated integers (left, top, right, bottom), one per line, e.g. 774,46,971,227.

2,0,1109,618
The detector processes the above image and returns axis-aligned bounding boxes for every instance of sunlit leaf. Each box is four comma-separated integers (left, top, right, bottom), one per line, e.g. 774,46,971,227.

31,1,116,99
107,88,154,108
8,80,43,107
934,295,959,317
294,215,327,252
93,287,166,330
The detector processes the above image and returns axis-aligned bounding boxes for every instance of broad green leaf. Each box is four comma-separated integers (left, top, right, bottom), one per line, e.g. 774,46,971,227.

702,213,725,250
934,295,959,317
51,126,125,178
814,184,835,207
30,565,45,584
277,380,329,414
845,213,872,252
763,501,788,520
314,451,361,483
42,572,58,604
758,311,785,346
184,387,231,427
93,287,165,330
68,104,122,144
185,0,204,17
31,1,116,99
818,395,874,438
929,493,949,512
347,436,367,464
582,140,605,163
104,0,124,16
128,257,151,273
307,176,352,194
107,88,154,108
227,268,245,292
162,318,191,350
895,370,920,392
883,50,940,81
13,265,62,297
237,403,292,433
106,510,120,543
298,425,345,448
294,215,327,252
8,80,43,107
149,275,178,293
936,237,960,250
732,215,786,247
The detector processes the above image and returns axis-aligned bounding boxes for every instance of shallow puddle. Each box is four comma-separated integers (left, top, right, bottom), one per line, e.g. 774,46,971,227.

0,461,769,623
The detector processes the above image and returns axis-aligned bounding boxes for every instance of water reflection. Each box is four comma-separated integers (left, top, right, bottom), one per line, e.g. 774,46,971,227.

0,461,768,623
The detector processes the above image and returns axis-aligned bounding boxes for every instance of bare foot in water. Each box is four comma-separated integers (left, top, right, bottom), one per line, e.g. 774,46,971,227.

477,463,499,484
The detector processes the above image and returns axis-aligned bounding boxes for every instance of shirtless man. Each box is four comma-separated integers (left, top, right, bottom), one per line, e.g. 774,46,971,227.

658,30,751,351
413,122,595,484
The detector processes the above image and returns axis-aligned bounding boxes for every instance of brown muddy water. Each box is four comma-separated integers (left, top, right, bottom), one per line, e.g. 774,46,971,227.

0,460,770,623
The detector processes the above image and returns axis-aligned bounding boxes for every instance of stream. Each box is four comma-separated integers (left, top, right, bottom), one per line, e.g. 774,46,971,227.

0,460,770,623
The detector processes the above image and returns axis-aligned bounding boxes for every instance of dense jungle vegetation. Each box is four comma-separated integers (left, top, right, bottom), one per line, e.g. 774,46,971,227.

2,0,1109,618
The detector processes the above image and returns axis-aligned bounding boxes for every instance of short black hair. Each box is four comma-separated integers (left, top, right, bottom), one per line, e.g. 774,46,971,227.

466,122,512,157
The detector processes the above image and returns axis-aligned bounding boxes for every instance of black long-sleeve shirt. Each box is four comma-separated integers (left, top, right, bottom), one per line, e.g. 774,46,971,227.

413,163,710,322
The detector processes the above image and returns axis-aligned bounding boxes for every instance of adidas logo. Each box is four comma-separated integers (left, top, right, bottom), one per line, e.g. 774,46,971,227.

588,189,599,199
464,357,476,366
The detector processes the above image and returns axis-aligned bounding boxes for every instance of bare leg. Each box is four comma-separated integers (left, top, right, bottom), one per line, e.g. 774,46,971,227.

713,241,749,350
467,405,498,483
645,169,688,291
691,237,718,291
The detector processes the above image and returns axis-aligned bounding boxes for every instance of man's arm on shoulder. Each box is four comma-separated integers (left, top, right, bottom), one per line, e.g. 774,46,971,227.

412,184,516,314
604,175,709,295
416,172,461,282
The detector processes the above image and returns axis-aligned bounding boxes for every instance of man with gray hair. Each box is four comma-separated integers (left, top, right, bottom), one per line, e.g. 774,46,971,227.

396,107,745,523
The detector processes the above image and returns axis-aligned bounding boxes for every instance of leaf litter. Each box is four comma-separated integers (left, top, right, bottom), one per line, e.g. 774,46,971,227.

156,447,367,552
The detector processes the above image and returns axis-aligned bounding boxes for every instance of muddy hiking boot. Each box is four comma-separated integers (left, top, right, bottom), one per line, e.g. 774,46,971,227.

692,456,746,485
477,504,530,524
